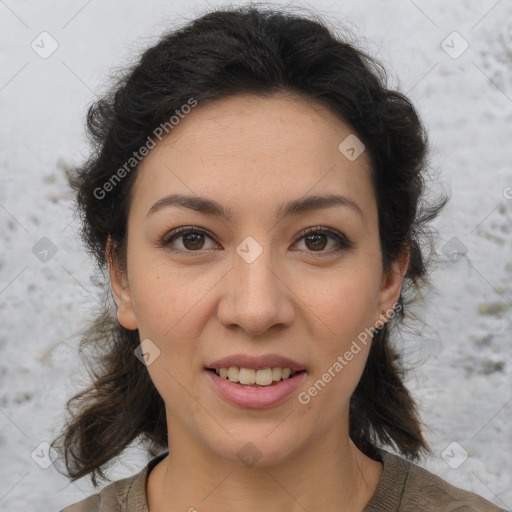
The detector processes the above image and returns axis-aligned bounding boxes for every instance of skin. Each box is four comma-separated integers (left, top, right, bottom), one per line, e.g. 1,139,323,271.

108,92,409,512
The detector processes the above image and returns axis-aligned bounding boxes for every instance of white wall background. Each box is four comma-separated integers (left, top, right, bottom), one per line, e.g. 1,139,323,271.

0,0,511,510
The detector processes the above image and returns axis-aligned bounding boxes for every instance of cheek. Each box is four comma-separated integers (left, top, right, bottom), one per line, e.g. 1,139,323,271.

295,263,380,402
297,281,375,424
129,263,207,407
297,310,372,436
125,261,209,403
297,263,381,343
127,255,208,341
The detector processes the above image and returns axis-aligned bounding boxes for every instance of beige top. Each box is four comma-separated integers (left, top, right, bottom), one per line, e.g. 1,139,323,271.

60,450,508,511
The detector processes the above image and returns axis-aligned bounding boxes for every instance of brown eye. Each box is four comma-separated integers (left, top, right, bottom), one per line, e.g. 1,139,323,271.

304,232,328,251
294,227,352,254
160,225,352,255
181,232,206,250
162,227,217,252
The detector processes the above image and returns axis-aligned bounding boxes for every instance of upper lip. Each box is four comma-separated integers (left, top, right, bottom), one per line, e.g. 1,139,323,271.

206,354,306,372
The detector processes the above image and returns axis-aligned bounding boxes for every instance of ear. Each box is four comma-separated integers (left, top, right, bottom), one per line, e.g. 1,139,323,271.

374,245,409,326
106,237,138,330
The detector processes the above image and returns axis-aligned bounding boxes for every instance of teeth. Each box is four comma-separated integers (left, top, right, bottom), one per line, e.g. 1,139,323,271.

213,367,299,386
239,368,256,385
227,367,239,382
256,368,273,386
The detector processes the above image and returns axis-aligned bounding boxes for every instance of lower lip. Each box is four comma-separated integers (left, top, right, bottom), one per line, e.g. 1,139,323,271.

205,369,307,409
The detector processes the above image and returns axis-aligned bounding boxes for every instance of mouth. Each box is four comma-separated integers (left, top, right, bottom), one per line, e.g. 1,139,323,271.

205,367,307,388
204,365,308,409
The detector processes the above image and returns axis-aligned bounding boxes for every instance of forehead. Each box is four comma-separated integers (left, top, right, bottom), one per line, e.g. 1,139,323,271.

130,92,375,220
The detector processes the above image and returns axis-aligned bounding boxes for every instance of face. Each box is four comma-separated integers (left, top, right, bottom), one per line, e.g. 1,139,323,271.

109,93,407,467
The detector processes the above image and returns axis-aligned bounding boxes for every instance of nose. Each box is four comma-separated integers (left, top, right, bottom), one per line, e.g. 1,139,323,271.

216,244,296,336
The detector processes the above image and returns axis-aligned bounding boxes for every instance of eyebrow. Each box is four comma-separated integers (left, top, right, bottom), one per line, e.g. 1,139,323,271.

146,193,366,225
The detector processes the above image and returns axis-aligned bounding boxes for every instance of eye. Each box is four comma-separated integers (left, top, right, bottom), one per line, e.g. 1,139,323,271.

160,226,217,253
159,225,353,254
292,226,353,254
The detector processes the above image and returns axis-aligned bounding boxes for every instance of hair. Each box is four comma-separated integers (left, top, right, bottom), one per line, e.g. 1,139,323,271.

51,4,447,487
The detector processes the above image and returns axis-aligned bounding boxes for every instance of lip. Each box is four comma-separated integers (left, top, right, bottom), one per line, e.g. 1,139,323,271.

205,369,307,409
206,353,306,372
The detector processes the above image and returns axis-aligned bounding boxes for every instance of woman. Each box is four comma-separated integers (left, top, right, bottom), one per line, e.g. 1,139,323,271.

52,5,507,511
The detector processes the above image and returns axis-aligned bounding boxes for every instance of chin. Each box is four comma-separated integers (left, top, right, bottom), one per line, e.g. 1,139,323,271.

204,427,306,469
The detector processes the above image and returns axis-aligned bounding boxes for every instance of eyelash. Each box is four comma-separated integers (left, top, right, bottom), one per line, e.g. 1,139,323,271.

159,225,353,256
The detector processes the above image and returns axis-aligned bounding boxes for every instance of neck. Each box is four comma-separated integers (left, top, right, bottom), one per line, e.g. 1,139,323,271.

147,421,382,512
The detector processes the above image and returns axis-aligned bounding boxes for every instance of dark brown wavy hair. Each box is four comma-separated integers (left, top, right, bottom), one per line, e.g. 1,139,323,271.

51,4,447,487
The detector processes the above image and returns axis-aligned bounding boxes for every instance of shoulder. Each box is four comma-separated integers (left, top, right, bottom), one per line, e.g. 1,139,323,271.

365,450,508,512
402,458,507,511
58,451,168,512
58,469,146,512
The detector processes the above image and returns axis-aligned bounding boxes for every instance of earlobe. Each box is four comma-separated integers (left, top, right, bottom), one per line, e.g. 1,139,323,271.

375,246,410,326
106,238,138,331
